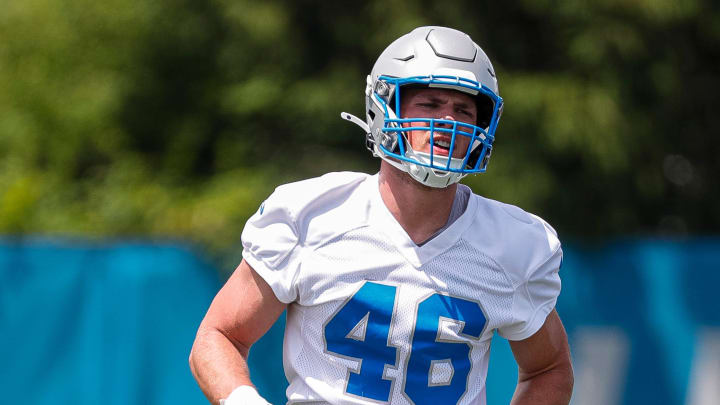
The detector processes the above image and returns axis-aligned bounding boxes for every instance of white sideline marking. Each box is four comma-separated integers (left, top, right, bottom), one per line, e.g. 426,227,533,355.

686,329,720,405
570,327,629,405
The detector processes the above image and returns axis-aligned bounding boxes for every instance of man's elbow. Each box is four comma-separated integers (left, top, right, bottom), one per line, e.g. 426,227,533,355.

188,351,197,380
517,359,574,404
188,327,211,379
544,359,574,404
190,326,253,365
557,361,574,402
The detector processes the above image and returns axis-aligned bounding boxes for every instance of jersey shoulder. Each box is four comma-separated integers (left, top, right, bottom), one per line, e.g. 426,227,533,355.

261,171,374,247
268,171,370,208
466,194,561,286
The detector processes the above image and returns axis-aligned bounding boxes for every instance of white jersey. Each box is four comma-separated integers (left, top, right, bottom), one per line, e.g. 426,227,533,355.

241,172,562,405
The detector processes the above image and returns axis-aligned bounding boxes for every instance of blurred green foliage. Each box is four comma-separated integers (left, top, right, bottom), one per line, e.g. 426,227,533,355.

1,0,718,268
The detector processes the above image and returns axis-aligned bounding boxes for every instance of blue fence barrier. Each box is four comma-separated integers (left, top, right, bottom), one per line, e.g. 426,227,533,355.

0,239,220,405
2,238,719,405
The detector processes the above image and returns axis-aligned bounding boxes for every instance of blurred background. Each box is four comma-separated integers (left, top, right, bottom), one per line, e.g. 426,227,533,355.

1,0,718,404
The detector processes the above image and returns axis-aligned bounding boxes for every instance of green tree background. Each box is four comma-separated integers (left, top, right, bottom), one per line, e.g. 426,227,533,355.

1,0,718,270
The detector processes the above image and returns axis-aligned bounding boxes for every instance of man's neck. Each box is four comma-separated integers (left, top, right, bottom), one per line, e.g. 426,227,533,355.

378,161,457,245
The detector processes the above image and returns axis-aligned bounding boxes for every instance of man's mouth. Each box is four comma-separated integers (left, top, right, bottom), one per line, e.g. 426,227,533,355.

432,139,452,156
435,139,451,149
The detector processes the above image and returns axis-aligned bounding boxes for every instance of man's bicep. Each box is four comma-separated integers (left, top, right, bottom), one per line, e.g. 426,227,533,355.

199,259,287,351
508,309,571,379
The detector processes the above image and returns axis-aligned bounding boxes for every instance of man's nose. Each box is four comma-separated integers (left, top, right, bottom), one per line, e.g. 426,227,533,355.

436,114,457,128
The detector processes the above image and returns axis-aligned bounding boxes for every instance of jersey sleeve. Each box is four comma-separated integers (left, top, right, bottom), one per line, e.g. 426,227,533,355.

497,229,563,341
241,192,303,304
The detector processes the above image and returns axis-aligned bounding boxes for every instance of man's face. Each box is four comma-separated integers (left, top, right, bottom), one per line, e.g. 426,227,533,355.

399,87,478,159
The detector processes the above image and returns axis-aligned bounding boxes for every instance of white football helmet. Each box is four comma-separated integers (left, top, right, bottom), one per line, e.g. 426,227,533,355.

342,26,503,188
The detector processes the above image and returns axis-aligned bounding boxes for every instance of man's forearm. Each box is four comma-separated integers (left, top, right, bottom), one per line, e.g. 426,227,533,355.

189,327,255,405
510,363,574,405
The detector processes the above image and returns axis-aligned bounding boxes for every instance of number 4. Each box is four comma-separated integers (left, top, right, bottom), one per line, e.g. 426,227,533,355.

323,282,487,404
324,282,399,401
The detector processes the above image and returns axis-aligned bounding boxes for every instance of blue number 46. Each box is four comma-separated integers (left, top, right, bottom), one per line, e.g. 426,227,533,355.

323,281,487,404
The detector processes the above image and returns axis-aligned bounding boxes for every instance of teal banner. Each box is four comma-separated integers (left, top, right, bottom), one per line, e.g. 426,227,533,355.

2,238,719,405
0,240,220,405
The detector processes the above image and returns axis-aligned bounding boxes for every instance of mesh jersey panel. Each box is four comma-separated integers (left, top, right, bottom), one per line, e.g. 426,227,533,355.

241,172,562,405
283,229,514,405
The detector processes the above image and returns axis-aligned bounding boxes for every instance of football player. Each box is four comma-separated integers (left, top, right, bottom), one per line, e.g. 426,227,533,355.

190,26,573,405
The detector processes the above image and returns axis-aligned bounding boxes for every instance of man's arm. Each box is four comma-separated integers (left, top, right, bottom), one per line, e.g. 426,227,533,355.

189,259,287,404
509,309,574,405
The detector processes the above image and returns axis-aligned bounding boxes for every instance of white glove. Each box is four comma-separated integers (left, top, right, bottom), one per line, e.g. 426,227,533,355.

220,385,272,405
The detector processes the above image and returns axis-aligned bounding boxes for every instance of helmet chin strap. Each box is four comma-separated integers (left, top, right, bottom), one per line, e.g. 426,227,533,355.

406,160,466,188
376,139,467,188
407,149,466,171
